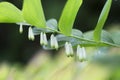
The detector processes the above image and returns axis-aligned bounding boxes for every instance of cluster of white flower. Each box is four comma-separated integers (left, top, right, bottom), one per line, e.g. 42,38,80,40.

26,26,59,50
65,42,87,62
19,25,87,62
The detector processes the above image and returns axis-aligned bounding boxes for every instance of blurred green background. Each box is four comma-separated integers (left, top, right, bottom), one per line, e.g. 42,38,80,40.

0,0,120,80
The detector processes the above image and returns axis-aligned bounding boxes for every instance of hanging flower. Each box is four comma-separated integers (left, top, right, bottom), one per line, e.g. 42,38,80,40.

28,27,35,41
54,36,59,49
76,45,87,62
19,23,23,34
50,34,54,48
40,32,44,45
65,42,74,57
40,32,48,45
50,34,59,49
43,32,48,45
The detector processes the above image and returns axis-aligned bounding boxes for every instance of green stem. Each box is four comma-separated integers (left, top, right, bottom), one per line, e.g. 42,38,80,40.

45,27,119,47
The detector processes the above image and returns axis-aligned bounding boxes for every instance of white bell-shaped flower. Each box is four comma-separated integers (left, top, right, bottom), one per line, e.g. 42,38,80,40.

40,32,44,45
65,42,74,57
19,23,23,34
65,42,70,56
69,43,74,56
54,36,58,49
50,34,54,48
43,33,48,45
40,32,48,45
82,47,86,59
28,27,35,41
50,34,59,49
76,45,86,61
76,45,82,59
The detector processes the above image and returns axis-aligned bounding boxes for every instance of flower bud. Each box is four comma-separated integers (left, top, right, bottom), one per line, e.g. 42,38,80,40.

69,43,74,57
50,34,59,49
50,34,54,48
40,32,48,45
65,42,74,57
76,45,86,62
19,24,23,34
43,33,48,45
54,36,58,49
28,27,35,41
40,32,44,45
82,47,86,60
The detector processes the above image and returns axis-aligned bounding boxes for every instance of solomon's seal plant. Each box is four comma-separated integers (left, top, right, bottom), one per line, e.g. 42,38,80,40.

0,0,120,62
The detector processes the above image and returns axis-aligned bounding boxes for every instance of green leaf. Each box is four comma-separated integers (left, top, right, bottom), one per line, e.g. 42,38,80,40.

43,30,120,50
94,0,112,41
84,30,120,47
110,31,120,45
22,0,46,28
33,19,58,35
46,18,58,31
71,29,83,38
0,2,24,23
101,30,114,43
58,0,82,36
84,30,114,43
